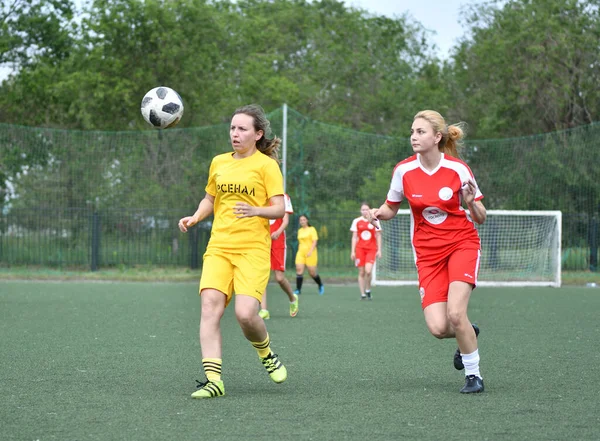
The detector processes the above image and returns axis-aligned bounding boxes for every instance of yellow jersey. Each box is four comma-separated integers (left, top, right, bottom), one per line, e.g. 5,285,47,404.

297,226,319,253
205,150,284,252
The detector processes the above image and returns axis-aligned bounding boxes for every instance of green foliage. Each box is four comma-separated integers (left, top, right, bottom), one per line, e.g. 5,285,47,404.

0,0,444,133
449,0,600,138
1,0,600,140
0,0,75,66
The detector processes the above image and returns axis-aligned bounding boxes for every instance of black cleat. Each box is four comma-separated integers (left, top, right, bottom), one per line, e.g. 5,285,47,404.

460,375,484,393
366,291,372,300
453,324,480,370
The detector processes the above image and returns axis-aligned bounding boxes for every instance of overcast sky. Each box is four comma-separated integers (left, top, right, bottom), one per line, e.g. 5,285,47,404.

345,0,484,57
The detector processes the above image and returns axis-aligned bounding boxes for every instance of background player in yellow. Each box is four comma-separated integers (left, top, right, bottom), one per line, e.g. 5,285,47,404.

178,104,288,399
259,193,299,320
294,214,324,295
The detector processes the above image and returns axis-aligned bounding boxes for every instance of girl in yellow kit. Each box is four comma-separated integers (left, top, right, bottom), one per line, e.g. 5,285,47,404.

178,104,287,399
294,214,325,295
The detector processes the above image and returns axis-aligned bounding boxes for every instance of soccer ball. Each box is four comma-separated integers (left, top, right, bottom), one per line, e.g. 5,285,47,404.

140,86,184,129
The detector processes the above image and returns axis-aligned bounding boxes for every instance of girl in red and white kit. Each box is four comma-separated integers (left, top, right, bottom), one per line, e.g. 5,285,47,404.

368,110,487,394
350,202,382,300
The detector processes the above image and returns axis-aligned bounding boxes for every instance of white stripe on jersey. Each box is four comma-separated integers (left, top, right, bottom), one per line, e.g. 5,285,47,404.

386,154,483,203
439,156,483,199
386,159,420,204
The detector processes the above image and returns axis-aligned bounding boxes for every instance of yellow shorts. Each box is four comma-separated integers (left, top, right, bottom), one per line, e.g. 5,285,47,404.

295,249,318,267
199,248,270,307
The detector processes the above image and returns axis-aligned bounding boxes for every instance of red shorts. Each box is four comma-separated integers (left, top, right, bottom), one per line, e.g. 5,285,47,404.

270,247,287,272
355,248,377,267
417,248,481,309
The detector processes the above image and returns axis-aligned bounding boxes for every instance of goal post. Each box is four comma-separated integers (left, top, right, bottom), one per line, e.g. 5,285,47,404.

372,210,562,288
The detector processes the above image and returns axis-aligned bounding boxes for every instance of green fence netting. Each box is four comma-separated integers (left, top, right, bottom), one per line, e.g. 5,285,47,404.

1,106,598,272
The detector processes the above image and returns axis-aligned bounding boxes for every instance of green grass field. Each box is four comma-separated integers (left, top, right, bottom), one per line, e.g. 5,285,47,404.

1,281,599,441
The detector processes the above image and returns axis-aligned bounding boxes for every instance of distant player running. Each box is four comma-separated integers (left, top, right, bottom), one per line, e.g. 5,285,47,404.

178,104,288,399
259,193,299,319
368,110,486,394
350,202,382,300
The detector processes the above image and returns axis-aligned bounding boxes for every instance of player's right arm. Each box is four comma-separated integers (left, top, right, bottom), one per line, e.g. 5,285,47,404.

369,202,400,226
272,212,289,240
178,193,215,232
370,162,404,225
350,231,358,260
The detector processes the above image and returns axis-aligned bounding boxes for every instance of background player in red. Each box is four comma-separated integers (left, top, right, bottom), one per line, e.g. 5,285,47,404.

259,194,299,319
350,202,382,300
368,110,487,394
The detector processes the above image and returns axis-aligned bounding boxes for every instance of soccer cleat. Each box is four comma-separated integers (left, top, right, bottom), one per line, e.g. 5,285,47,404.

360,295,367,300
258,309,270,320
454,324,480,370
366,291,372,300
191,379,225,399
293,289,301,295
460,375,484,393
290,294,299,317
260,352,287,383
319,285,325,295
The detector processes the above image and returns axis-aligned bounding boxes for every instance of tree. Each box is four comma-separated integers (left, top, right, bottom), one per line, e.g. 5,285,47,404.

0,0,75,67
0,0,441,134
449,0,600,138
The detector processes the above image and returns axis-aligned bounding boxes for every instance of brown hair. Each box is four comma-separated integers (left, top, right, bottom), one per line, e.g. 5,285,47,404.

232,104,281,162
414,110,466,158
298,214,312,227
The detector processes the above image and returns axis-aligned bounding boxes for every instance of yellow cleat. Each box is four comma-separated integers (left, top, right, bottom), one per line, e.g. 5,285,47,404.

191,380,225,399
290,294,299,317
260,353,287,383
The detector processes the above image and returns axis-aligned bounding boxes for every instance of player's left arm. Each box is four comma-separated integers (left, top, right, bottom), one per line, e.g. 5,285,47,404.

235,160,285,219
235,195,285,219
461,179,486,224
307,228,318,257
468,200,486,224
307,239,318,257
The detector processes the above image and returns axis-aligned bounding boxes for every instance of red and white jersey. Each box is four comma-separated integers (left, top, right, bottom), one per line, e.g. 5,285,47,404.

350,217,381,251
386,153,483,263
269,193,293,249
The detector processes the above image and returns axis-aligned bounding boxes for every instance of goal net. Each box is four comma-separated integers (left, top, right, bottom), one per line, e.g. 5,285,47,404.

373,210,562,287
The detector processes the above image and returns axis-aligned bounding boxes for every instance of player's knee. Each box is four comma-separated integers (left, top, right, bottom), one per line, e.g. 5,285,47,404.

234,308,255,327
429,329,446,339
200,295,225,319
201,307,223,321
427,323,450,339
446,310,468,331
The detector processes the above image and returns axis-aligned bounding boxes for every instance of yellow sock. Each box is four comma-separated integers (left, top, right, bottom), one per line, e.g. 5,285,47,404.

251,334,272,358
202,358,222,382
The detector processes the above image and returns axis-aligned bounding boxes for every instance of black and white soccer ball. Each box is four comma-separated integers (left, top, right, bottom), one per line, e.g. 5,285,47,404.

140,86,184,129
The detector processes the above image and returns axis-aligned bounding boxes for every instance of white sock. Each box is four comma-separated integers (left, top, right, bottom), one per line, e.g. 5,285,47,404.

461,349,482,379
